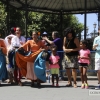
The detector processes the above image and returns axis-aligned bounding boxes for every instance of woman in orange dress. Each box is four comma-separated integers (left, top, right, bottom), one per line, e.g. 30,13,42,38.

0,39,8,85
16,31,46,87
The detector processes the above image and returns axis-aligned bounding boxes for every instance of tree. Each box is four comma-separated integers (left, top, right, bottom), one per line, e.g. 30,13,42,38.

0,1,84,39
0,2,6,38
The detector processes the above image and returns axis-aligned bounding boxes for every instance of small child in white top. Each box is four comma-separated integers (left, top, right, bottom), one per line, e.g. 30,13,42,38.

49,45,60,86
78,40,90,89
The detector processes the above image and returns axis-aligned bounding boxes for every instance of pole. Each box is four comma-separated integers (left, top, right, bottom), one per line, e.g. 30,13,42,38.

84,0,87,40
6,0,9,36
25,0,28,40
94,27,95,38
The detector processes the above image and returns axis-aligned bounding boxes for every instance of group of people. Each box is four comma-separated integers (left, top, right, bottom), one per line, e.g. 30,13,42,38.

0,27,100,90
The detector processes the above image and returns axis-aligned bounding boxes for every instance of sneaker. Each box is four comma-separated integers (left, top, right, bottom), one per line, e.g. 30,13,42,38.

95,85,100,90
85,83,88,89
81,84,85,89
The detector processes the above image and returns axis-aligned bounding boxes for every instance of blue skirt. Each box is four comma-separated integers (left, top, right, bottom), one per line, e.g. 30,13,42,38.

0,50,8,80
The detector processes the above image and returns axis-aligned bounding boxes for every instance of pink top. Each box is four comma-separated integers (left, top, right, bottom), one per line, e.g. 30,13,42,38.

78,49,90,64
49,55,60,68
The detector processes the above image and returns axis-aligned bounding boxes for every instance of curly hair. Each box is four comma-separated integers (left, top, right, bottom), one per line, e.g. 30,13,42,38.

81,40,88,48
63,27,76,38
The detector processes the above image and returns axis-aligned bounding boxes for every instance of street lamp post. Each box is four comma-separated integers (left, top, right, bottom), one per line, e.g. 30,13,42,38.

86,27,89,39
93,22,97,38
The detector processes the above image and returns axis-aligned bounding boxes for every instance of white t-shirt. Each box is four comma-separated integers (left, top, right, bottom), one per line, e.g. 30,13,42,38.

5,34,15,47
10,36,26,50
93,36,100,58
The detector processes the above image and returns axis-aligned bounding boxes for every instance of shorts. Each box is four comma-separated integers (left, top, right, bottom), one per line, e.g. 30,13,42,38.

50,68,59,74
78,63,88,67
95,58,100,70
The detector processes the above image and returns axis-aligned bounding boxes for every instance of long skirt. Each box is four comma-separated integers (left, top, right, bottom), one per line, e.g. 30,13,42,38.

0,50,8,81
26,62,37,80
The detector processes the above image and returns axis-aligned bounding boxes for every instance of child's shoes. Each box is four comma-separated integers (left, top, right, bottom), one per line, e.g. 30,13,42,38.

85,83,89,89
81,84,85,89
56,84,59,87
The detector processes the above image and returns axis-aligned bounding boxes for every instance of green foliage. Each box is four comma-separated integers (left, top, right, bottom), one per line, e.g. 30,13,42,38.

0,1,84,40
0,2,6,38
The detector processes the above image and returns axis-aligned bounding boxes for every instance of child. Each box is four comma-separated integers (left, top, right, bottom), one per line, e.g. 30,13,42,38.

49,45,60,86
78,40,90,89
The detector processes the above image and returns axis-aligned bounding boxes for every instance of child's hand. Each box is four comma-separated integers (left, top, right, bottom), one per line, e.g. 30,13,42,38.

53,61,59,65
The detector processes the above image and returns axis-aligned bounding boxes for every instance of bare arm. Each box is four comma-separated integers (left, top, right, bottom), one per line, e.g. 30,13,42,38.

92,44,98,50
63,37,67,51
72,38,80,51
80,54,90,59
42,37,54,45
63,37,80,53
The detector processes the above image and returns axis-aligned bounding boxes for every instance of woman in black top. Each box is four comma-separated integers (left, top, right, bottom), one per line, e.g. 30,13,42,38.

63,27,80,88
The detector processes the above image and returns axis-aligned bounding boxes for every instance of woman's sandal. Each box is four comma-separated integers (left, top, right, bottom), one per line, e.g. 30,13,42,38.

66,83,72,87
73,84,77,88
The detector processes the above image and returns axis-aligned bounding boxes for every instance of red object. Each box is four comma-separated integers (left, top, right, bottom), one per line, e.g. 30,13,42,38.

14,27,16,31
14,69,21,82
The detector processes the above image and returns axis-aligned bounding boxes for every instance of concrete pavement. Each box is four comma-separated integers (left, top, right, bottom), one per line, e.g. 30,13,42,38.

0,76,100,100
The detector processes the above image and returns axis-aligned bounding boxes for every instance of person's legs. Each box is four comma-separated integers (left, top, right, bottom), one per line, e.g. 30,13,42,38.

95,58,100,89
55,74,59,86
83,67,88,88
83,67,87,83
17,69,22,86
52,74,55,86
8,71,14,84
55,68,59,86
95,70,100,89
79,67,84,82
97,70,100,84
66,68,72,86
14,69,18,84
79,66,85,88
72,68,77,87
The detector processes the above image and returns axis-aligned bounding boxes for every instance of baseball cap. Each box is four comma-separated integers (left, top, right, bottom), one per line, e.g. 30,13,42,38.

43,32,47,35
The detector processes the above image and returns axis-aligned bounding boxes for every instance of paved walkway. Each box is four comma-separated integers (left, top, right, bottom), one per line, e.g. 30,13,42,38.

0,76,100,100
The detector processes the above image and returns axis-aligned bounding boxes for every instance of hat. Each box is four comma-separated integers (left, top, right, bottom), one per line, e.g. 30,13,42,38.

43,32,47,35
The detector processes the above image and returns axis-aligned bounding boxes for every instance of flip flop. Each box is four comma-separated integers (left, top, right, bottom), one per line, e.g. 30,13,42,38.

66,84,72,87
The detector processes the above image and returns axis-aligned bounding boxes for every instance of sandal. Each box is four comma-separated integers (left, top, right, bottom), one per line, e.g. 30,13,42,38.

73,84,77,88
66,83,72,87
